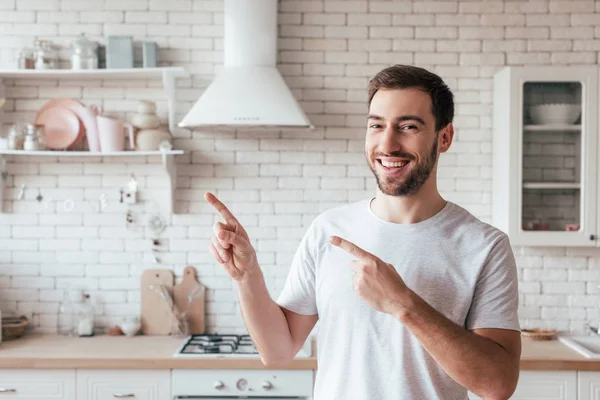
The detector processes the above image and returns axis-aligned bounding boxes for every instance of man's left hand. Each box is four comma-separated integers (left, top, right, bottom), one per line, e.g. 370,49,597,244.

329,235,411,316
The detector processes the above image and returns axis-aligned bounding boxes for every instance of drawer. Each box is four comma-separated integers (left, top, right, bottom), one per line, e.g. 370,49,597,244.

77,370,170,400
0,370,76,400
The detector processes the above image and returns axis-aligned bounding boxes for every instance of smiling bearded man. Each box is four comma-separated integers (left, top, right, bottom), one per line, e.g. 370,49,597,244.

205,64,521,400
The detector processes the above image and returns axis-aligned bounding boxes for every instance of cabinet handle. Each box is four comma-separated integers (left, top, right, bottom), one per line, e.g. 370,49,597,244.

591,234,597,241
0,388,16,393
113,394,135,399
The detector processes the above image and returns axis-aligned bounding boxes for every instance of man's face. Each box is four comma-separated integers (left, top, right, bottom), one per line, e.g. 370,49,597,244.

365,88,441,196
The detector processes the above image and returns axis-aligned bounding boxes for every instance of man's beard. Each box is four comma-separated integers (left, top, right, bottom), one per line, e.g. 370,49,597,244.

368,138,438,196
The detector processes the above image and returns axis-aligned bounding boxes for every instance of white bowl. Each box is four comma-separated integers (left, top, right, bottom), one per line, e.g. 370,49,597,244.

529,103,581,125
119,319,141,337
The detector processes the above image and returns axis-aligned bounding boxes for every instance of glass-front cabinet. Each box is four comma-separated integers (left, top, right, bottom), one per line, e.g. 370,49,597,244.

493,67,598,247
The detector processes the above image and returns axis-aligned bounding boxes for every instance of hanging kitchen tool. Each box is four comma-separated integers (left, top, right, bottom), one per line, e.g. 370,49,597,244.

140,269,174,335
172,266,206,335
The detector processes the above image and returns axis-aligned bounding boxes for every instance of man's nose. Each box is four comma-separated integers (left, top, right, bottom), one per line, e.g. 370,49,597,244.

379,126,401,154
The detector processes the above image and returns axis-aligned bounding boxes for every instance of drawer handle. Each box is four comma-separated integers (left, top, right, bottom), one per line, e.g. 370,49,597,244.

0,388,16,393
113,394,135,399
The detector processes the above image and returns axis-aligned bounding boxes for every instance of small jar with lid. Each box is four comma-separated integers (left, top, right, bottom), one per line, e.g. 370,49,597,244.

34,40,58,69
76,293,95,337
23,124,44,151
18,47,35,69
70,33,98,70
7,125,24,150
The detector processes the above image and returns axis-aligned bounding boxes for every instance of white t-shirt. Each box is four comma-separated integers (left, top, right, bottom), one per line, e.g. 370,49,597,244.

276,198,520,400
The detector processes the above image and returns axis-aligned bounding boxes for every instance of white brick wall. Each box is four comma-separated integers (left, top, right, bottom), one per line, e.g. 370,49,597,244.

0,0,598,334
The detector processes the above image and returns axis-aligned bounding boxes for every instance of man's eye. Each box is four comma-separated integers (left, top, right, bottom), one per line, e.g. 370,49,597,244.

401,125,417,131
369,124,382,129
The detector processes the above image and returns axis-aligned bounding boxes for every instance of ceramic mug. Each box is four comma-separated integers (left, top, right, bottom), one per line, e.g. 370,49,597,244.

96,115,134,152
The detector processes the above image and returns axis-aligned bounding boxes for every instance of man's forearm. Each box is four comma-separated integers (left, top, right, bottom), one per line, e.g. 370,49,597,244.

236,269,294,365
394,290,519,399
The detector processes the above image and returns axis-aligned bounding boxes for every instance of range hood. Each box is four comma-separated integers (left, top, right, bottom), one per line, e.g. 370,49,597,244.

178,0,313,129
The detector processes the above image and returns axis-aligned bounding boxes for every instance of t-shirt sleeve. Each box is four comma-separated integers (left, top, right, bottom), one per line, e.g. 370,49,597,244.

275,221,318,315
465,235,520,332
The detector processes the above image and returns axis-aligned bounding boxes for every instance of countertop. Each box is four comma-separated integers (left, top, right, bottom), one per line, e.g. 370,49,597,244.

0,334,317,370
0,334,598,370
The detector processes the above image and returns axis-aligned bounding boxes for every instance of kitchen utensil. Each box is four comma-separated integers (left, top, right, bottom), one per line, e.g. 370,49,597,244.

140,269,174,335
106,35,133,69
23,124,44,151
97,115,134,152
173,266,206,335
33,39,57,69
131,100,161,130
1,316,28,340
529,103,581,125
136,129,172,151
119,317,141,337
0,98,5,109
142,41,157,68
7,125,24,150
34,106,80,149
37,99,98,151
70,33,98,70
18,47,35,69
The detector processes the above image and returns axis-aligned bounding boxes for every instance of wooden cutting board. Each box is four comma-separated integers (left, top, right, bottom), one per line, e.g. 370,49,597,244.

140,269,174,335
173,266,206,334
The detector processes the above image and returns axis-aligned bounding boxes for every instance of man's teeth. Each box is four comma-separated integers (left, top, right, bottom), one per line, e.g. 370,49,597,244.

381,160,408,168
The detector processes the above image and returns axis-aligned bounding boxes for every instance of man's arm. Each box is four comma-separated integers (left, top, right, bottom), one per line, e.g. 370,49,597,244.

395,291,520,400
206,192,318,366
329,235,520,400
235,270,318,366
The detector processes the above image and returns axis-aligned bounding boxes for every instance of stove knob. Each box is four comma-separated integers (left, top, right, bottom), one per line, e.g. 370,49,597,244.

214,380,225,390
236,378,248,391
261,380,273,390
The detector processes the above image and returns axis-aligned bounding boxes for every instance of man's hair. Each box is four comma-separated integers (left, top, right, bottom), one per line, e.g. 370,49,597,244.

368,64,455,132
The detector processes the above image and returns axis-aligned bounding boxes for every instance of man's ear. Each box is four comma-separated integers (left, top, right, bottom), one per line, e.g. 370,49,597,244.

438,123,455,153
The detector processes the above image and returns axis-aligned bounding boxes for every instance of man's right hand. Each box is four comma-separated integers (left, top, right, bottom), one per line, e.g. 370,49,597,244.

205,192,259,281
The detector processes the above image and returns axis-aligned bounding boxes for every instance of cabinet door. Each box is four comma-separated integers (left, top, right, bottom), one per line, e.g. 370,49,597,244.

578,371,600,399
493,66,598,247
0,369,76,400
76,370,170,400
468,371,577,400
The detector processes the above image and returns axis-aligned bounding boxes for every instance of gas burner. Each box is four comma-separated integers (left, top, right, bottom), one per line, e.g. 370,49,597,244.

175,334,260,358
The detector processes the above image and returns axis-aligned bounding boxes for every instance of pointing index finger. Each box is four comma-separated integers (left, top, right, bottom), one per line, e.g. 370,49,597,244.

204,192,238,224
329,236,375,262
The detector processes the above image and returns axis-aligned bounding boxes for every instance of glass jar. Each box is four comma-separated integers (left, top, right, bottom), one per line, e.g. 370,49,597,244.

18,47,35,69
70,33,98,70
34,40,58,70
23,124,44,151
7,125,24,150
58,286,83,336
76,293,95,337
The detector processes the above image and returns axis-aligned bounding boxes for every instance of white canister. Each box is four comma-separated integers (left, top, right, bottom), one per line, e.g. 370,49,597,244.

70,33,98,70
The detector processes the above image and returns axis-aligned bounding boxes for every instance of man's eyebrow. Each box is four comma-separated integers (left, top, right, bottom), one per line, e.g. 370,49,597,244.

367,114,426,125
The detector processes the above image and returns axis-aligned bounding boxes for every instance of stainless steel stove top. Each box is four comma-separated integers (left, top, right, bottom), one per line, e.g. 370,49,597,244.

175,334,260,358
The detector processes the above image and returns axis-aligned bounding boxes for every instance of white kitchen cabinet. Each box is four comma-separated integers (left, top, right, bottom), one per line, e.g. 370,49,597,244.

493,66,599,247
0,370,76,400
76,370,170,400
468,371,577,400
578,371,600,399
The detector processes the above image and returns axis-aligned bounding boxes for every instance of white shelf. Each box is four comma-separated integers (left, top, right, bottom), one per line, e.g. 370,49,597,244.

523,124,581,132
0,149,183,156
522,182,581,190
0,149,183,214
0,67,188,80
0,67,188,133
